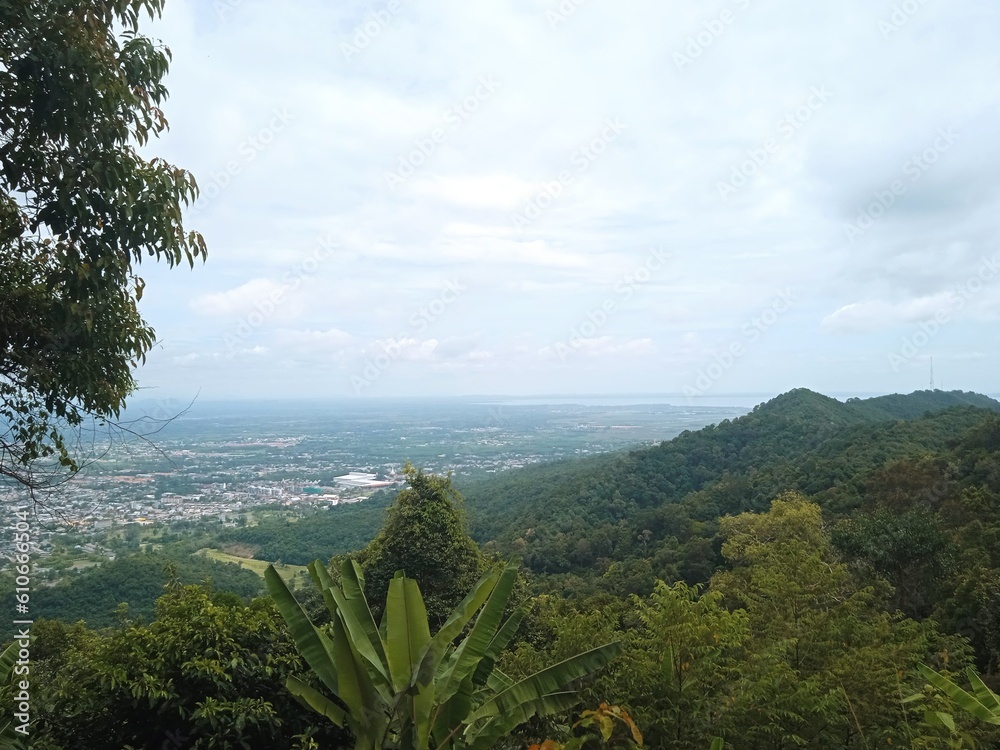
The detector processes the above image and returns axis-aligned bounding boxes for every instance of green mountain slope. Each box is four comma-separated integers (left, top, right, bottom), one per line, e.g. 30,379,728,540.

460,389,1000,579
2,550,264,632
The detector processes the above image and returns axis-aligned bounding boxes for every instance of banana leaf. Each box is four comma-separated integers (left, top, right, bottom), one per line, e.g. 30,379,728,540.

265,565,340,694
919,664,1000,725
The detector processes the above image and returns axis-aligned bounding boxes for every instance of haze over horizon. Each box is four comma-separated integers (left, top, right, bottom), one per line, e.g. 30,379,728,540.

126,388,1000,415
135,0,999,402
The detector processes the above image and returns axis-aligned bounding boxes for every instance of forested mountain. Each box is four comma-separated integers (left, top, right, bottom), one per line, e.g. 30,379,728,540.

462,389,1000,579
452,388,1000,683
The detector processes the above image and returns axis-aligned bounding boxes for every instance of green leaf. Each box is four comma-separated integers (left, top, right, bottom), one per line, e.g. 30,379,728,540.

330,610,380,733
471,606,527,688
438,563,517,703
935,712,956,732
919,664,1000,726
465,642,621,746
284,675,347,727
264,565,339,694
386,573,432,691
385,573,435,748
465,691,581,750
0,642,18,681
967,668,1000,714
312,560,391,694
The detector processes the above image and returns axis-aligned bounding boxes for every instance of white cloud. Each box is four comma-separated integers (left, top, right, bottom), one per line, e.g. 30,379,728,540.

189,279,287,317
130,0,1000,399
821,293,957,333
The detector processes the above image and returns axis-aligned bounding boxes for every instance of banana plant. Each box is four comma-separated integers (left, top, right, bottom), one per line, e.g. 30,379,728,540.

265,559,620,750
918,664,1000,726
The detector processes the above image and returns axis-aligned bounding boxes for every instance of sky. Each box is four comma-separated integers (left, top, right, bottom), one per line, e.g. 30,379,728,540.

132,0,1000,402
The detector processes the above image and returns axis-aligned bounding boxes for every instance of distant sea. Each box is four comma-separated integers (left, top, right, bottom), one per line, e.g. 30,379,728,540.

478,395,765,408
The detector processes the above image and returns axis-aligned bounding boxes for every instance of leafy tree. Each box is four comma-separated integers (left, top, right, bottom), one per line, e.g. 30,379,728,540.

626,582,748,749
265,558,620,750
712,493,957,749
0,0,205,489
833,506,951,618
357,464,487,628
13,584,342,749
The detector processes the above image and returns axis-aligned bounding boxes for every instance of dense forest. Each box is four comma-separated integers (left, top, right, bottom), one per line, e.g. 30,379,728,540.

7,388,1000,748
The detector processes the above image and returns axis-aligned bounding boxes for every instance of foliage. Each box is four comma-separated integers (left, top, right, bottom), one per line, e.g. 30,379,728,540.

918,664,1000,725
355,463,488,628
504,495,970,749
9,392,1000,748
0,641,25,748
711,494,951,748
0,0,206,489
0,549,263,633
6,583,342,749
266,558,620,749
462,391,1000,587
527,704,645,749
215,491,394,564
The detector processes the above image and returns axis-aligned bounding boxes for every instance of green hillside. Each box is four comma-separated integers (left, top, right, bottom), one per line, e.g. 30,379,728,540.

462,389,1000,557
2,550,264,632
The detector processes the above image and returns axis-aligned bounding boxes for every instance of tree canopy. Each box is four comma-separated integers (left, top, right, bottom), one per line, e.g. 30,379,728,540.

356,463,488,628
0,0,205,489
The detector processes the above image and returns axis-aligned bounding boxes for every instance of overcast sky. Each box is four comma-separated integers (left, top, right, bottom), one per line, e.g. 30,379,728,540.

133,0,1000,403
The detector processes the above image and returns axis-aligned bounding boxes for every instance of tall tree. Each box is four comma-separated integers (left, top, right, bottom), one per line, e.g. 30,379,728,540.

0,0,205,490
357,464,487,628
712,493,957,749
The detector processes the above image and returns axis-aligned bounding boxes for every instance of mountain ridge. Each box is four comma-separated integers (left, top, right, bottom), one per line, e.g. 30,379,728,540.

463,387,1000,558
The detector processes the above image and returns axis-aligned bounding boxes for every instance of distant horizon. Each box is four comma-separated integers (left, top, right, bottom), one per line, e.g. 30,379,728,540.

123,387,1000,412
